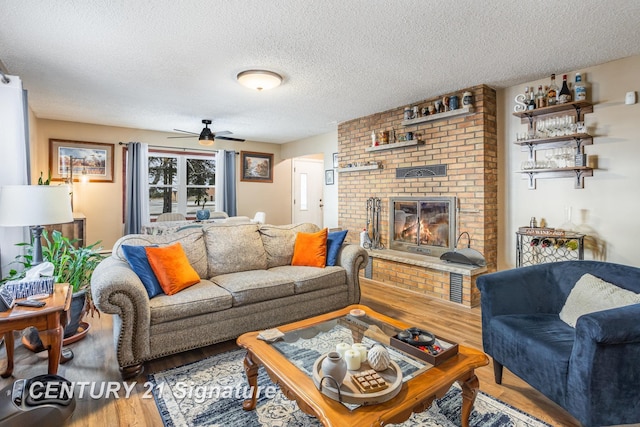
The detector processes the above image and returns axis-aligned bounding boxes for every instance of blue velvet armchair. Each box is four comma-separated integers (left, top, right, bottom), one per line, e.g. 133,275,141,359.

477,260,640,427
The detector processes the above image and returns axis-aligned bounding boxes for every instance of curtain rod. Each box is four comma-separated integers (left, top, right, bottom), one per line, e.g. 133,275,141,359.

0,70,9,84
118,142,238,154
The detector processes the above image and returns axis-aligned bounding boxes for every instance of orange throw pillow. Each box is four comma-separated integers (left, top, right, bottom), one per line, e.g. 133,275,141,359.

145,243,200,295
291,228,328,267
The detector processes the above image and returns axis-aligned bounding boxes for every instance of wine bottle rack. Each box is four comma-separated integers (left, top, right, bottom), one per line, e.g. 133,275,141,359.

516,231,585,267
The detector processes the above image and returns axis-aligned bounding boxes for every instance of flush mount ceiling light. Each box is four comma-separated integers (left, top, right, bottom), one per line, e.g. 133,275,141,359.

237,70,283,91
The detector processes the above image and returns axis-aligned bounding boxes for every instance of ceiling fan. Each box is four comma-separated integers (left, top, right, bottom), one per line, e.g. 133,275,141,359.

169,119,245,146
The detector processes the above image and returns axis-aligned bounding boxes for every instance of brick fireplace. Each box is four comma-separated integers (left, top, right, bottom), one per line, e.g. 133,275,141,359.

337,85,497,307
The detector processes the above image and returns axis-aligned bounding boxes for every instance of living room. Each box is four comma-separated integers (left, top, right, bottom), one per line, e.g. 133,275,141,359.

1,2,640,427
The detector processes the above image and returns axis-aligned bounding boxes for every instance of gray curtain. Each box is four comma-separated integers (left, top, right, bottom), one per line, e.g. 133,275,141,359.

124,142,149,234
222,150,237,216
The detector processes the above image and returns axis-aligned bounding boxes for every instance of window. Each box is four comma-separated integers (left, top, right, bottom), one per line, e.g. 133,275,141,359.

148,151,216,220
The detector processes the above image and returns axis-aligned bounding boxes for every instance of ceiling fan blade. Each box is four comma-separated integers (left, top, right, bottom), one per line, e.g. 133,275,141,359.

173,129,199,135
216,136,245,142
167,135,197,139
213,130,232,136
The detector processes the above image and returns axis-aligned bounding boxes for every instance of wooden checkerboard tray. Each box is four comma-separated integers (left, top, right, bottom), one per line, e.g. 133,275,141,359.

350,369,389,393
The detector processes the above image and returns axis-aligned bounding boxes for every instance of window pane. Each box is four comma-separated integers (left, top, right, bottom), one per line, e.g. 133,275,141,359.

148,156,178,185
187,187,215,215
149,186,177,215
300,173,308,210
187,158,215,185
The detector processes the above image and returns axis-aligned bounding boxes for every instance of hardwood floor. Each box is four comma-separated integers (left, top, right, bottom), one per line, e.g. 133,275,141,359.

0,278,581,426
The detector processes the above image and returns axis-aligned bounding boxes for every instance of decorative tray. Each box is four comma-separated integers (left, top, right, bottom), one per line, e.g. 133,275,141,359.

311,353,402,405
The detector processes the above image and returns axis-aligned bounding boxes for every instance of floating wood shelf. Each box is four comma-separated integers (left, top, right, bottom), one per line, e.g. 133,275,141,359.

401,106,474,127
365,140,422,152
337,164,382,173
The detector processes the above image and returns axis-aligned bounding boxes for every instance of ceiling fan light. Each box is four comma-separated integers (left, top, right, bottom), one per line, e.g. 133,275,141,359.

199,128,215,146
237,70,282,91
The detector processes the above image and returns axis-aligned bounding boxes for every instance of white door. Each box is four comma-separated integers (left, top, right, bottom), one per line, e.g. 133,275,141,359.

292,158,324,227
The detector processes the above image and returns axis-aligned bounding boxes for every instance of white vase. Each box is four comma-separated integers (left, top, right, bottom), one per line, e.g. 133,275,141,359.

367,344,391,371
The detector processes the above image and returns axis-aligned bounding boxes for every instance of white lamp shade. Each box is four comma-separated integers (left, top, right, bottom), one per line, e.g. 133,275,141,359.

237,70,282,91
0,185,73,226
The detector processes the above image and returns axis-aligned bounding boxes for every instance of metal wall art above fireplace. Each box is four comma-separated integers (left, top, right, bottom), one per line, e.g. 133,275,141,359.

389,196,456,257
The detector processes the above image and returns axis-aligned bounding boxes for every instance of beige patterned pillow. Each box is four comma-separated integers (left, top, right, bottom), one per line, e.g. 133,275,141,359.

112,228,208,279
559,273,640,327
259,223,320,268
203,223,267,276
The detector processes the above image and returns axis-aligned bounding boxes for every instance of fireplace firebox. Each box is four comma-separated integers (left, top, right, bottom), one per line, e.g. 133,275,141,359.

389,197,456,257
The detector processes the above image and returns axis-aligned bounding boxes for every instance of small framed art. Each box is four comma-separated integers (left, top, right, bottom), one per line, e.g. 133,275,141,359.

325,169,335,185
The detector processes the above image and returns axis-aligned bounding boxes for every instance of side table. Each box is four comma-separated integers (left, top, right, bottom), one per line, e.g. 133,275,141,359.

0,283,71,377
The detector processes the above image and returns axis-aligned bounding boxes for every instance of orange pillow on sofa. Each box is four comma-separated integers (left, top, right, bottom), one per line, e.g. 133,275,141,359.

145,243,200,295
291,228,328,267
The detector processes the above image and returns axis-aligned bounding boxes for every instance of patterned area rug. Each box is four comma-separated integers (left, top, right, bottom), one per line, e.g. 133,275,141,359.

149,347,552,427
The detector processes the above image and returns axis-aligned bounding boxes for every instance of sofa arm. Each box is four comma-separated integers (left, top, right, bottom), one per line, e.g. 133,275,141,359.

91,256,151,367
477,263,566,317
567,303,640,426
335,244,368,304
576,303,640,344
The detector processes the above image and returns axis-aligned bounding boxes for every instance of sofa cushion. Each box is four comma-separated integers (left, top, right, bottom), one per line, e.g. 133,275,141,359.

292,228,328,267
269,265,346,294
259,223,320,268
120,244,163,298
111,228,208,279
559,273,640,327
148,280,233,324
326,230,348,266
204,224,268,276
212,270,294,306
145,243,201,295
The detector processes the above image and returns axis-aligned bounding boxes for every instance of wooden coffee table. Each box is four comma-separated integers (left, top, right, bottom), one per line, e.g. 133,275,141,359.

237,304,488,427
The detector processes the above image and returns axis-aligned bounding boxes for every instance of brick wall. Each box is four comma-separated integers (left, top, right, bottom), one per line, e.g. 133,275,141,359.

337,85,497,306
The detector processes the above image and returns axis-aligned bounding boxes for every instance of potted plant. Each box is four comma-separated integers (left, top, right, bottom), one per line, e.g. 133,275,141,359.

1,229,105,342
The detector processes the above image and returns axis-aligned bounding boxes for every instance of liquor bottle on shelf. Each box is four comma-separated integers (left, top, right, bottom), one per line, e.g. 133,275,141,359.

546,74,558,106
558,74,572,104
574,73,587,101
530,238,540,247
535,85,546,108
541,238,552,248
527,86,536,110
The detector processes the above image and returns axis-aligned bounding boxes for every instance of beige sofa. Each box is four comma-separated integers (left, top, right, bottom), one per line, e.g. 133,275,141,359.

91,223,367,378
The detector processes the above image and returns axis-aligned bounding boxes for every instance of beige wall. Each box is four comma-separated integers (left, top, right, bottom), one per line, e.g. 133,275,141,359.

498,54,640,268
281,131,339,228
30,119,288,249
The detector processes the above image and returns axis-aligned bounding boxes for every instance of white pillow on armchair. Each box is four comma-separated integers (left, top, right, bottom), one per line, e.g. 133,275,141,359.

559,273,640,327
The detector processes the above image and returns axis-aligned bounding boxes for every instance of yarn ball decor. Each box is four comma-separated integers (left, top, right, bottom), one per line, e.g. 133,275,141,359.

367,344,391,371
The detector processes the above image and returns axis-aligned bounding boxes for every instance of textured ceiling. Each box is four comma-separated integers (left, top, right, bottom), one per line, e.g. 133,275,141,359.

2,0,640,144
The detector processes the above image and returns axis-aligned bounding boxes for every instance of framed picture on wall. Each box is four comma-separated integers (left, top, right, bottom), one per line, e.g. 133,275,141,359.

49,139,114,182
332,152,338,168
325,169,335,185
240,151,274,183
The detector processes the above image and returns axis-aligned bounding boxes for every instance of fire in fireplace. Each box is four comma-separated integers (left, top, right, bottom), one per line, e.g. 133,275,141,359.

389,197,457,257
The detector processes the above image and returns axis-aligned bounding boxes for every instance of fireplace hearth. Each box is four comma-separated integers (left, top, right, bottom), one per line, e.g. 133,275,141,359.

389,197,456,257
